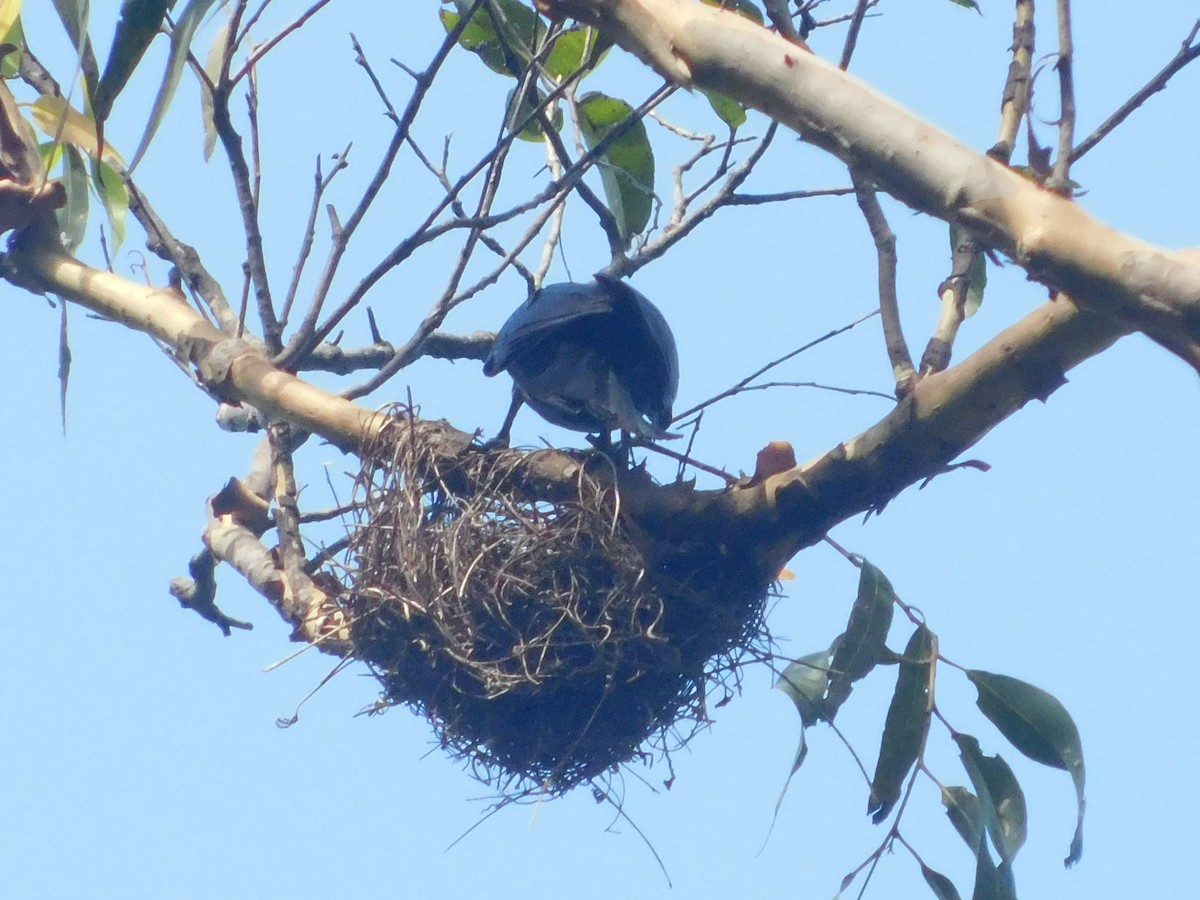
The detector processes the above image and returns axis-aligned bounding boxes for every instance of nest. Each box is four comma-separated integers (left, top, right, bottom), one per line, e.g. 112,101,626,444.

327,414,772,794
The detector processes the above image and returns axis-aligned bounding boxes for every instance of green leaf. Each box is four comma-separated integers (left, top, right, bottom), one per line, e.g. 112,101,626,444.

443,0,544,78
505,83,562,141
868,624,934,823
577,91,654,247
941,785,985,851
968,669,1086,866
57,143,89,253
700,89,746,129
543,25,610,81
129,0,218,170
776,649,832,727
971,842,1016,900
50,0,100,107
949,225,987,317
953,734,1027,870
920,864,962,900
824,560,896,717
1,14,25,79
91,158,128,253
947,0,982,11
94,0,175,126
0,0,23,43
198,18,226,160
699,0,764,24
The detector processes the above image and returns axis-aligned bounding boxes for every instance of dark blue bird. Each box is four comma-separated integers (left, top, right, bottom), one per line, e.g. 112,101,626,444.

483,274,679,447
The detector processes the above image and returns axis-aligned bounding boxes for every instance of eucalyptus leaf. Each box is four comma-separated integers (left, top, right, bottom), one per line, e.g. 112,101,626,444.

824,560,896,718
57,143,89,252
51,0,99,106
577,91,654,247
94,0,175,125
129,0,218,170
868,624,934,823
968,669,1085,866
920,864,962,900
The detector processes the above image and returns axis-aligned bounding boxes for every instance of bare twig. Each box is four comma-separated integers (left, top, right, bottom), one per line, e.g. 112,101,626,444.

851,170,915,395
675,309,881,420
1071,19,1200,162
275,8,483,370
232,0,337,83
280,148,351,329
838,0,873,70
1047,0,1076,195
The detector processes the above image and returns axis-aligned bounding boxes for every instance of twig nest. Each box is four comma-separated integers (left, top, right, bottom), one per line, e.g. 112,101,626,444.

331,414,770,794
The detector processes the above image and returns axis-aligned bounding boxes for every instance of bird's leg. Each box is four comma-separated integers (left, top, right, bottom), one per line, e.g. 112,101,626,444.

485,390,525,449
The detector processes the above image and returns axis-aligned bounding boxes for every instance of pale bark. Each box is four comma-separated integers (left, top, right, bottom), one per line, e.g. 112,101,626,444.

539,0,1200,368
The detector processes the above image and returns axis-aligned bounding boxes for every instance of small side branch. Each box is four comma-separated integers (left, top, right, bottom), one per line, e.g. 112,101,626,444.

851,170,914,395
1047,0,1076,195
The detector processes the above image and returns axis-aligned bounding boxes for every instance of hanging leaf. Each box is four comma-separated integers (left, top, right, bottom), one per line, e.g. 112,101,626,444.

91,158,128,253
93,0,175,126
505,83,562,141
543,25,610,81
57,143,89,252
50,0,100,106
58,298,70,435
0,14,24,79
868,624,934,823
968,670,1086,866
577,91,654,247
129,0,218,170
823,560,896,718
947,0,982,11
30,95,124,165
953,734,1027,877
442,0,543,78
920,864,962,900
776,649,833,727
198,18,227,160
949,224,987,317
700,89,747,129
941,785,984,851
0,0,23,43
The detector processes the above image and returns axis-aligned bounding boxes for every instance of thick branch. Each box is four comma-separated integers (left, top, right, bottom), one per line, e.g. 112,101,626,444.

539,0,1200,369
2,234,1126,581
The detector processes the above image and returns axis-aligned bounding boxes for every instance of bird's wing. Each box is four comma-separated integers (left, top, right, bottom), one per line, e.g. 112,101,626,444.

483,282,615,376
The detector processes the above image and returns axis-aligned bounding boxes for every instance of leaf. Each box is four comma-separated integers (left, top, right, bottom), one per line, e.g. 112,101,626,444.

950,224,987,316
58,298,70,435
968,670,1086,866
0,0,23,42
953,734,1027,871
129,0,218,170
57,143,89,252
699,0,764,24
577,91,654,247
868,625,934,823
443,0,544,78
971,842,1016,900
920,864,962,900
91,158,128,253
543,25,610,81
823,560,896,718
700,88,746,129
776,649,832,727
30,95,123,165
505,83,561,141
198,18,226,160
947,0,982,11
1,15,25,79
51,0,100,106
941,785,985,851
94,0,175,125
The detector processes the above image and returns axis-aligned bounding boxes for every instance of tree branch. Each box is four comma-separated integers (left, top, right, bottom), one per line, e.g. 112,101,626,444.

537,0,1200,369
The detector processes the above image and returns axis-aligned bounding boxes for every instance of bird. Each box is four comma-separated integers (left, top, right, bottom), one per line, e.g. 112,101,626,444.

483,273,679,449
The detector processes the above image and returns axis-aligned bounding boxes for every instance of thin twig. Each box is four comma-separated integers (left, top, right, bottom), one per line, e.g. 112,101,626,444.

232,0,337,83
851,170,915,394
281,148,351,328
1071,19,1200,162
1047,0,1076,195
838,0,872,70
675,309,881,420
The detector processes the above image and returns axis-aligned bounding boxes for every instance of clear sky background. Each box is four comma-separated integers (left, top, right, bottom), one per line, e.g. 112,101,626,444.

3,2,1198,898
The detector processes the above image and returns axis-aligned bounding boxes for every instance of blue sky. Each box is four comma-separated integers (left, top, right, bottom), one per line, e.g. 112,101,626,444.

3,2,1198,898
